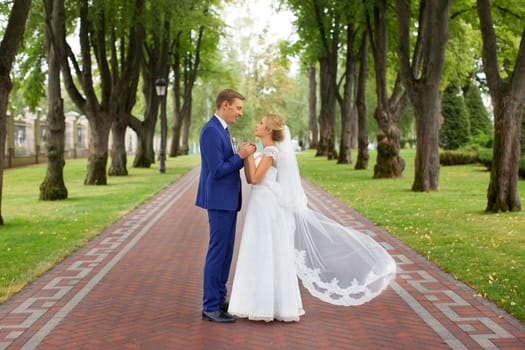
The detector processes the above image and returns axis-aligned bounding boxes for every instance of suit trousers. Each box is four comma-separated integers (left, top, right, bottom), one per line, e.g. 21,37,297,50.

203,209,237,312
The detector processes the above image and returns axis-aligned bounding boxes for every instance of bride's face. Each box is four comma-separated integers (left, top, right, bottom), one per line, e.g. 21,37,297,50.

255,118,270,138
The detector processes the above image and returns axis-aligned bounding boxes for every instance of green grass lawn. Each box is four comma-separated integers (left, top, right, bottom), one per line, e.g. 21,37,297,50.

297,149,525,321
0,155,200,303
1,149,524,323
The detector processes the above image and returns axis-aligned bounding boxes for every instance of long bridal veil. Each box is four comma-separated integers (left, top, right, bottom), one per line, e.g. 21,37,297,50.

278,126,396,306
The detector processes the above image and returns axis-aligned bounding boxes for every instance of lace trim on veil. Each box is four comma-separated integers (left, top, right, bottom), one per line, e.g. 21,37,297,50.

278,126,396,306
295,249,395,306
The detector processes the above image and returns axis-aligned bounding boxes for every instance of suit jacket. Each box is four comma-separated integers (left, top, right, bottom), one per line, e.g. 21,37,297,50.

195,116,243,211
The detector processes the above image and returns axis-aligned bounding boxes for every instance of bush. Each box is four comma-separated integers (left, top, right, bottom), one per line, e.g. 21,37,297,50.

477,147,492,170
475,149,525,180
471,133,493,148
440,149,478,165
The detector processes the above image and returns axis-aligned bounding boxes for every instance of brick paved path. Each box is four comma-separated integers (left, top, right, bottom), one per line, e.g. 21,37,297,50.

1,167,524,349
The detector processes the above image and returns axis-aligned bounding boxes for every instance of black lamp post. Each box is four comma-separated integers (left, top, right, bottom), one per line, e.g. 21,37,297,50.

155,78,167,174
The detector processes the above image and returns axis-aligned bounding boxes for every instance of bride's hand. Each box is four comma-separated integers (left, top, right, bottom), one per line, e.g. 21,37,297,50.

238,142,256,159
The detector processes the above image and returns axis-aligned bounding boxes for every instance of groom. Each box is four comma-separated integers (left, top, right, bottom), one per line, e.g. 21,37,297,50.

195,89,256,323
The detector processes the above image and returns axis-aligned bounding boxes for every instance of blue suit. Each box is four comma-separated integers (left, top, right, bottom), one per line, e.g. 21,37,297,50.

196,116,243,312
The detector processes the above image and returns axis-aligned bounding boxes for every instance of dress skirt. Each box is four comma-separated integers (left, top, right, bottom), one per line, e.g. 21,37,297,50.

228,178,305,322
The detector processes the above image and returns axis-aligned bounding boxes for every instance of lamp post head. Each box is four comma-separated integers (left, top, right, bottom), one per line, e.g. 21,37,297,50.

155,78,167,97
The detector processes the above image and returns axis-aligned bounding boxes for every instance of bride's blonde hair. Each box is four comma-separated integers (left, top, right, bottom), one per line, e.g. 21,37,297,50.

264,114,286,142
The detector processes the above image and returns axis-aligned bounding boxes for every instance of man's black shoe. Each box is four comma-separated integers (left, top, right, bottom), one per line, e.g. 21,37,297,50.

220,301,229,312
202,310,236,323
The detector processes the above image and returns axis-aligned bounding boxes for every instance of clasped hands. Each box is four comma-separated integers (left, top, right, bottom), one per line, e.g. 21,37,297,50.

237,141,256,159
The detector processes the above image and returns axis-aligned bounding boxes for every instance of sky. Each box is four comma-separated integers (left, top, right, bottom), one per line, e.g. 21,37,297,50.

219,0,298,72
221,2,295,47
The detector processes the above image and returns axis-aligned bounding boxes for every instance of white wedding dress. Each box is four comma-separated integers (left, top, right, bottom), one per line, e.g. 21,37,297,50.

228,146,305,322
229,127,396,322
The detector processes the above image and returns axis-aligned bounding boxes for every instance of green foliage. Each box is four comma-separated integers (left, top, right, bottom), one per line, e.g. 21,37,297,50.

477,147,493,170
0,155,200,302
463,79,493,136
284,0,365,66
489,0,525,79
11,0,46,111
399,104,416,143
444,12,481,86
440,149,478,166
471,132,493,149
190,62,244,149
298,149,525,321
440,81,471,150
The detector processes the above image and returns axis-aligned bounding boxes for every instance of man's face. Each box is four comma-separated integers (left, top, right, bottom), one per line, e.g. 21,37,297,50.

222,98,244,124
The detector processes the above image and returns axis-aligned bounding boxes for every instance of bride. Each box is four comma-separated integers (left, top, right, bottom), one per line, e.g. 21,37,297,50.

227,114,396,322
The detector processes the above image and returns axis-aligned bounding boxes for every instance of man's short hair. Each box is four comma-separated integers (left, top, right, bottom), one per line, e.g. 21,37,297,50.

216,89,245,109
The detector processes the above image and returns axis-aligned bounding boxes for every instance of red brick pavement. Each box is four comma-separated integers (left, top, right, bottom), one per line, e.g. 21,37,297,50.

1,167,524,350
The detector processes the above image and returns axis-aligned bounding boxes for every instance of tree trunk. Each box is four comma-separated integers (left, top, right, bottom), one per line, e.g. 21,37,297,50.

350,103,358,150
85,116,111,185
169,83,183,156
108,118,128,176
132,125,155,168
369,0,406,179
411,91,441,191
486,96,522,212
477,0,525,212
338,113,352,164
355,32,369,170
181,101,192,155
317,55,337,159
308,64,318,150
168,38,182,158
337,25,356,165
0,0,32,223
130,85,158,168
373,108,405,178
170,114,183,156
40,0,68,200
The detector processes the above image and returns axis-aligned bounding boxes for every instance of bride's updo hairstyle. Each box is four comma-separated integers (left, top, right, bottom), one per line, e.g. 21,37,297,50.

264,114,286,142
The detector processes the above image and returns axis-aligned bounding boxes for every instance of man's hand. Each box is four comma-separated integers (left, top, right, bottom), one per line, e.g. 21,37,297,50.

237,142,256,159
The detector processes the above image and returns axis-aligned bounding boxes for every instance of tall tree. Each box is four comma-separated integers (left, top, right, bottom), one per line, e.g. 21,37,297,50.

307,63,318,149
477,0,525,212
355,31,369,170
366,0,408,179
314,0,340,160
60,0,143,184
463,80,492,137
40,0,68,200
439,80,471,150
286,0,341,159
130,1,170,168
396,0,453,191
169,0,220,157
0,0,32,224
108,0,145,176
336,22,357,164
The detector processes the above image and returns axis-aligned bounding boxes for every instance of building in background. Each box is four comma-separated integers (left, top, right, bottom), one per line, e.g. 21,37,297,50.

5,109,138,167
